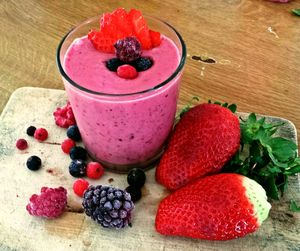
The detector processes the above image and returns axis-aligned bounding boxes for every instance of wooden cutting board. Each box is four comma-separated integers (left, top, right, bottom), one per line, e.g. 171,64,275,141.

0,87,299,251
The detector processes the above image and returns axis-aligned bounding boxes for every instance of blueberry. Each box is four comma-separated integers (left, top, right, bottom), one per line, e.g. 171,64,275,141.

67,125,81,141
69,146,87,160
132,57,153,72
127,168,146,188
106,58,124,72
125,186,142,202
69,159,87,177
26,126,36,136
26,156,42,171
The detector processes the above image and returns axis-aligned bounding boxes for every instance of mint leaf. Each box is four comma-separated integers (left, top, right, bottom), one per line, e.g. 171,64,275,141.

290,200,300,212
292,9,300,17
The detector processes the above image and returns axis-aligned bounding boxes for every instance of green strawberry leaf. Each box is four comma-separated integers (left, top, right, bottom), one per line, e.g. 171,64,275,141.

290,200,300,212
292,9,300,17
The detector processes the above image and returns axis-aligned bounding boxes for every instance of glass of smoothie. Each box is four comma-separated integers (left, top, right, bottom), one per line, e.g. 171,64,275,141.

57,11,186,172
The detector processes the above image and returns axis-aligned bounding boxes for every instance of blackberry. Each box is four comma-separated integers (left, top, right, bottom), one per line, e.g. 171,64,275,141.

82,185,134,229
127,168,146,188
69,146,87,160
26,126,36,136
26,156,42,171
67,125,81,141
114,37,142,62
125,186,142,202
106,58,124,72
69,159,87,177
132,57,153,72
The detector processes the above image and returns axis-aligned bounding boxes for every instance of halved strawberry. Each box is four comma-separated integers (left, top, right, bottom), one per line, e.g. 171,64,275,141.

128,9,152,49
111,8,133,38
149,30,161,47
88,30,115,53
100,13,118,40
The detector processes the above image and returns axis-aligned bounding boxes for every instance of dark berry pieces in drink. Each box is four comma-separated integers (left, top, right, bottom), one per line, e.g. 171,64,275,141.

26,126,36,136
26,156,42,171
67,125,81,141
114,36,142,62
125,186,142,202
69,146,87,160
106,58,124,72
16,139,28,150
127,168,146,188
132,57,153,72
69,159,87,177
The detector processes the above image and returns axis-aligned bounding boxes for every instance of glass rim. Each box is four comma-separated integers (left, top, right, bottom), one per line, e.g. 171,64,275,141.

56,15,186,97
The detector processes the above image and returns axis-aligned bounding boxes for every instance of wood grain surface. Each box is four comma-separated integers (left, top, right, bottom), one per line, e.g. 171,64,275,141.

0,87,299,251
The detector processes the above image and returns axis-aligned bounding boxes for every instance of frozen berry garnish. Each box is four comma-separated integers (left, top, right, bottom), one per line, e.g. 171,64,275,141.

106,58,124,72
69,146,87,160
16,139,28,150
26,126,36,136
125,186,142,202
26,186,67,218
82,185,134,228
87,162,104,179
34,128,48,142
114,36,142,62
127,168,146,188
73,179,89,197
67,125,81,142
133,57,153,72
61,138,76,154
26,156,42,171
53,102,76,128
69,159,87,177
117,64,138,79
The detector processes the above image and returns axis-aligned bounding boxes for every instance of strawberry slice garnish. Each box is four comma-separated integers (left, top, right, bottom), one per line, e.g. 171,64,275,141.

88,30,115,53
128,9,152,50
111,8,133,38
149,30,161,47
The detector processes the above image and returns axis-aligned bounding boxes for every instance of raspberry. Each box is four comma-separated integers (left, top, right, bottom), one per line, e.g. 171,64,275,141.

67,125,81,141
61,138,76,154
16,139,28,150
26,186,67,218
114,37,142,62
34,128,48,142
117,65,138,79
26,126,36,136
149,30,161,47
26,155,42,171
87,162,104,179
53,102,76,128
73,179,89,197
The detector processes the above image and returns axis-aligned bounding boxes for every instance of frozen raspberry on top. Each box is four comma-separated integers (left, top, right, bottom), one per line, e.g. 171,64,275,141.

53,102,76,128
26,186,67,219
114,37,142,62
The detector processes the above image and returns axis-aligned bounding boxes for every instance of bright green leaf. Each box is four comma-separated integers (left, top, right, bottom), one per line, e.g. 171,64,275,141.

290,200,300,212
292,9,300,17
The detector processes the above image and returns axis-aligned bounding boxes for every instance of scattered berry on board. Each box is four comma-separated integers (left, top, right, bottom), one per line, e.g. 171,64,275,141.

117,64,138,79
53,102,76,128
69,146,87,160
73,179,89,197
34,128,48,142
26,156,42,171
125,186,142,202
87,162,104,179
26,186,67,218
67,125,82,141
61,138,76,154
82,185,134,228
127,168,146,188
69,159,87,177
26,126,36,136
16,139,28,150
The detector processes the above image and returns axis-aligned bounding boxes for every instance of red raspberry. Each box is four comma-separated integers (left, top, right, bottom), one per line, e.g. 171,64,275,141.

61,138,76,154
87,162,104,179
34,128,48,142
53,102,76,128
16,139,28,150
117,65,138,79
26,186,67,218
73,179,89,197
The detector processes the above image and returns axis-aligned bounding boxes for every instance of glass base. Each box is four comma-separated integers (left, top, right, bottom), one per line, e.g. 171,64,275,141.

87,148,164,173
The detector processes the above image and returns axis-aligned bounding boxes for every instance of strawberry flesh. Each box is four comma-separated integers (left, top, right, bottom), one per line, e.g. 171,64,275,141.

155,173,260,240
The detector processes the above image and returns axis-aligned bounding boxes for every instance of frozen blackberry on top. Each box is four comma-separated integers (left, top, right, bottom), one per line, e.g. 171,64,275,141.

114,36,142,63
82,185,134,229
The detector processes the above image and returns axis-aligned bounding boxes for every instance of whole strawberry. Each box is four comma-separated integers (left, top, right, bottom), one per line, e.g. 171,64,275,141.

156,103,240,190
155,173,271,240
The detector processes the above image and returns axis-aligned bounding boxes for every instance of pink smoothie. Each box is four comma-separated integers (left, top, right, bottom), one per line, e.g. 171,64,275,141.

63,35,181,169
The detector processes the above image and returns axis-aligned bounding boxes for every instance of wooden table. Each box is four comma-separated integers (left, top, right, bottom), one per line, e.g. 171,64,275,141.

1,0,300,250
